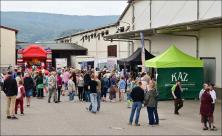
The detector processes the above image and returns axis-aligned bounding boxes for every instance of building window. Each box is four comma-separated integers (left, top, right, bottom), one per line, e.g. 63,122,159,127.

105,30,109,35
101,31,105,36
88,36,90,42
107,45,117,57
119,26,124,32
98,33,100,40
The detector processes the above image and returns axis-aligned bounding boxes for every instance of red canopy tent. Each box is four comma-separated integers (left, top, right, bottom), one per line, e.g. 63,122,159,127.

23,44,47,58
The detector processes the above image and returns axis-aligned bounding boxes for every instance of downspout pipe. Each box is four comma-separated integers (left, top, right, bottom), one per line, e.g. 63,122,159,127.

150,0,152,28
105,37,152,52
103,37,134,44
197,0,200,20
132,1,135,30
162,33,199,58
104,37,152,52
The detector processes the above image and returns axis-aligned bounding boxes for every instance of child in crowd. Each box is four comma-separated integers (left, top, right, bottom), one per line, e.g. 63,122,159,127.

118,76,126,102
15,80,25,115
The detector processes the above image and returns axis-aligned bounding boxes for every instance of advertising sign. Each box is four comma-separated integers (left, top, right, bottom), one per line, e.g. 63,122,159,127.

107,58,117,71
157,68,203,100
56,58,67,69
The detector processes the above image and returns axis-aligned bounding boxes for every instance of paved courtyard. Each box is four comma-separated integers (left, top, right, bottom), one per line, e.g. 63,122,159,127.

1,91,221,135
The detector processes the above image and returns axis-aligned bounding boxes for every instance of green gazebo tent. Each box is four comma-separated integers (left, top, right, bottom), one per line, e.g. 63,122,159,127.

145,45,204,100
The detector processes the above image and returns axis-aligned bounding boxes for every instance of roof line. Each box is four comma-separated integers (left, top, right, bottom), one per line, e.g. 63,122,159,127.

156,16,222,30
0,25,18,33
55,23,117,40
117,3,131,23
55,2,132,41
104,17,222,39
16,42,88,51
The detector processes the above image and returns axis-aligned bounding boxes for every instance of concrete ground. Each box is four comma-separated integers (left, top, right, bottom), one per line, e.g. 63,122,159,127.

1,91,221,135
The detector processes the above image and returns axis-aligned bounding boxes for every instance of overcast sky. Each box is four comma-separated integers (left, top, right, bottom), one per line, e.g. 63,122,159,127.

1,1,128,16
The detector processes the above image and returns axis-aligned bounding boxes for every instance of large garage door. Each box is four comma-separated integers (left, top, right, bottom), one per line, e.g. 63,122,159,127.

200,57,216,84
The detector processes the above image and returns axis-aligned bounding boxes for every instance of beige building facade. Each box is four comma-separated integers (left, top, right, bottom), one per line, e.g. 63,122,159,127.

105,0,221,93
55,24,131,68
55,0,221,92
0,26,17,72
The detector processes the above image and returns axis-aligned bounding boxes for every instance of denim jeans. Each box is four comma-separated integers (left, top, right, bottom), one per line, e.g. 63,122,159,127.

129,101,142,124
97,92,101,111
90,93,97,113
89,92,101,111
69,92,75,101
85,91,90,102
127,92,133,107
154,107,159,124
101,88,108,98
147,107,155,125
64,83,68,90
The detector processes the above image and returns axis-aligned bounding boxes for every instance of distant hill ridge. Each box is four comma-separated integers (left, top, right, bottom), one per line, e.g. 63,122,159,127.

1,11,119,42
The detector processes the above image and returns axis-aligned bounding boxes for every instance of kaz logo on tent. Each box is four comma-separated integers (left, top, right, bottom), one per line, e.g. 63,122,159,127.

171,72,189,82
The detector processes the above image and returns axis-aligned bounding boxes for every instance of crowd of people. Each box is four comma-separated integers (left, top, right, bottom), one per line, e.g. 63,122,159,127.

0,66,217,131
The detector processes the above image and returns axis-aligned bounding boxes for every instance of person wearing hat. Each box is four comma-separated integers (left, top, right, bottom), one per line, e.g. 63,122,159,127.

171,80,183,115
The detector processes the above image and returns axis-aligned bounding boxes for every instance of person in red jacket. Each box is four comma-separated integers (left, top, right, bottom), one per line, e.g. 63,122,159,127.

200,87,213,130
15,80,25,115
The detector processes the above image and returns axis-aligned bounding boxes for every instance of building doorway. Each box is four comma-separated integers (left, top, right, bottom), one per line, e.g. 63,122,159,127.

200,57,216,84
